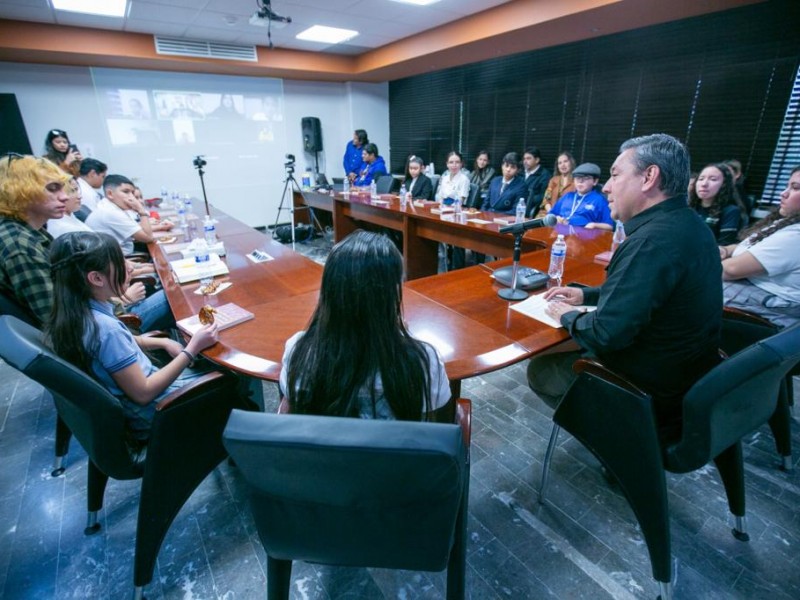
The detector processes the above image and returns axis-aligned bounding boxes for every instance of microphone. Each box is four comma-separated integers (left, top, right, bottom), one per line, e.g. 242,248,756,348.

499,213,557,235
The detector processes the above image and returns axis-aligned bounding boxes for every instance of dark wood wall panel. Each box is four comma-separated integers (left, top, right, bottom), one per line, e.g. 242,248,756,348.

389,0,800,198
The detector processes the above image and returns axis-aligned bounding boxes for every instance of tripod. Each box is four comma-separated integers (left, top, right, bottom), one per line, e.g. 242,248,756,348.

273,167,323,249
192,155,211,218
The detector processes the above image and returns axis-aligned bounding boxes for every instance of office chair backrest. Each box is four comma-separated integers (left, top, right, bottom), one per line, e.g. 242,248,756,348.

668,322,800,472
375,173,399,194
430,174,441,198
0,315,144,479
0,288,39,327
466,183,480,208
223,410,467,571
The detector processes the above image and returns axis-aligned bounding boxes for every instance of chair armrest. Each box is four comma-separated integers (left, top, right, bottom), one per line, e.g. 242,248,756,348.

119,313,142,330
130,275,156,288
572,358,649,398
125,252,151,262
140,330,170,339
723,306,774,328
156,371,227,411
455,398,471,450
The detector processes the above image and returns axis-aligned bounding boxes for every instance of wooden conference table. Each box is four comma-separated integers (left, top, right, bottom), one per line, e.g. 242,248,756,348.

149,204,611,396
297,189,548,279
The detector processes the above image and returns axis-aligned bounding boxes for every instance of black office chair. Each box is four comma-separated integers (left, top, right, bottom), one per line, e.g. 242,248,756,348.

375,173,400,194
431,174,441,199
0,315,253,600
721,306,795,470
223,398,472,600
537,323,800,600
0,290,74,475
465,182,480,209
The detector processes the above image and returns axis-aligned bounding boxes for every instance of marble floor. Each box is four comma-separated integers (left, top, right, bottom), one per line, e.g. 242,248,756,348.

1,235,799,599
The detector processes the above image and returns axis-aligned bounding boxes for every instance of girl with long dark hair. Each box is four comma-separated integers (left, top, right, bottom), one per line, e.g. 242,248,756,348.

719,165,800,327
689,163,747,245
43,128,82,177
280,230,450,420
403,155,434,200
469,150,495,204
46,231,218,439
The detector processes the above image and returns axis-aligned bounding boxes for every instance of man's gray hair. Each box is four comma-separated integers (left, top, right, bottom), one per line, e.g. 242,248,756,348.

619,134,690,198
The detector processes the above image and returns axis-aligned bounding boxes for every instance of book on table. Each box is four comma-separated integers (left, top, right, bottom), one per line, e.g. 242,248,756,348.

176,302,254,336
169,254,229,283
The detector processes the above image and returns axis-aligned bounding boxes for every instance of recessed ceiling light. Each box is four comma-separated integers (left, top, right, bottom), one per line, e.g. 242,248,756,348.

52,0,127,18
296,25,358,45
389,0,442,5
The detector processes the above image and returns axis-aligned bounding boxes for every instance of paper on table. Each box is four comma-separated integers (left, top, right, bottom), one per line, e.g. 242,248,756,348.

509,293,596,328
467,218,493,224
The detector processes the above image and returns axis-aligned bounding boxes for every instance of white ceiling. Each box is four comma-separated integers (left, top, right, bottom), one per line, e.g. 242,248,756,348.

0,0,516,55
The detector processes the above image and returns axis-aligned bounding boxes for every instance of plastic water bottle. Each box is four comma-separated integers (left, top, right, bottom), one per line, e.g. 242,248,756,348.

171,191,180,211
515,198,526,223
182,193,193,215
302,171,311,189
370,180,378,200
203,215,216,245
194,239,213,288
177,199,187,228
399,184,407,209
160,186,168,207
611,219,626,253
548,234,567,280
453,197,462,215
343,178,350,197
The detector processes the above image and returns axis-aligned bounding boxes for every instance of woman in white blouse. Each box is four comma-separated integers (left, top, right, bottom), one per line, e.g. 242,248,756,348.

435,151,470,205
719,165,800,327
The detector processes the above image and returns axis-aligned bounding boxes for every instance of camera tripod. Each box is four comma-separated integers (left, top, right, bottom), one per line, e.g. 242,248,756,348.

273,167,323,249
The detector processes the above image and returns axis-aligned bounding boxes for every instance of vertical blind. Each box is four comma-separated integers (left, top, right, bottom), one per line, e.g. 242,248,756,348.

389,0,800,201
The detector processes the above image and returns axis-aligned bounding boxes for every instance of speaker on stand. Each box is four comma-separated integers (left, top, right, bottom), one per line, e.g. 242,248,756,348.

301,116,323,176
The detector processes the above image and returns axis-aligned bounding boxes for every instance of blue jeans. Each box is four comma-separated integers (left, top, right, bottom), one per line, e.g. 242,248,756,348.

129,289,175,332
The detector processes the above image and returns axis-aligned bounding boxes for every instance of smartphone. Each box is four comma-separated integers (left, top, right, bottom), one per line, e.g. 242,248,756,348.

68,144,79,152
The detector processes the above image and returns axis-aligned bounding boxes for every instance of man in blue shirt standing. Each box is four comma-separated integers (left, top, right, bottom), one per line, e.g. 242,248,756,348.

549,162,614,229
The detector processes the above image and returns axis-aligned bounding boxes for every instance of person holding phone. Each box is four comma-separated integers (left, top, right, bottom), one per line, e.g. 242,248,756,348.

43,128,82,177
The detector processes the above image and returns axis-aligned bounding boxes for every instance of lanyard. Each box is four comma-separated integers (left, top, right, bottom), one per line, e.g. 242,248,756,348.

566,193,585,221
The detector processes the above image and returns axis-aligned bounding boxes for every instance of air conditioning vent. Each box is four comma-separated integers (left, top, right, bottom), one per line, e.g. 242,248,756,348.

154,36,257,62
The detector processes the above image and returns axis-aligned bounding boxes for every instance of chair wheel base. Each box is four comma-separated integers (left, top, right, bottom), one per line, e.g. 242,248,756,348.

84,523,101,535
732,528,750,542
51,466,66,477
780,455,793,472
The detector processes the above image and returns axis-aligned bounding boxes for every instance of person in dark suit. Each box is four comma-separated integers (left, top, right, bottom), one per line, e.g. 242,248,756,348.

522,147,551,217
482,152,527,214
404,155,433,200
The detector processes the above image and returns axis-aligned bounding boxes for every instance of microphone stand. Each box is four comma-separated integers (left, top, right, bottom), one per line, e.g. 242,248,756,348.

497,231,529,301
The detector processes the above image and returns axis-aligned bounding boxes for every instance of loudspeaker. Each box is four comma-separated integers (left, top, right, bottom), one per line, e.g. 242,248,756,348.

0,94,32,154
301,116,322,153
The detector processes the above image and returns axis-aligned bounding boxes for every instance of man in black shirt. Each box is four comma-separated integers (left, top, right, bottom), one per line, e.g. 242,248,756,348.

528,134,722,433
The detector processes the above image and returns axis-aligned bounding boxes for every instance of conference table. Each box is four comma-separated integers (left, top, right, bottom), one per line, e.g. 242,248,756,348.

297,189,548,279
148,201,611,398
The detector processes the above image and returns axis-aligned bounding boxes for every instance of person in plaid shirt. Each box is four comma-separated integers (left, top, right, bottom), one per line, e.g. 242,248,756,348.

0,154,70,324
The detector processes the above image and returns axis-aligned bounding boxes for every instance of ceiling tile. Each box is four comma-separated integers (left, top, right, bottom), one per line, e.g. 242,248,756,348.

124,18,187,37
127,2,200,25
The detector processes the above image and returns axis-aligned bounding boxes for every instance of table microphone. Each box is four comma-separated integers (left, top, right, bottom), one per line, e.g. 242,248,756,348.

499,213,557,235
